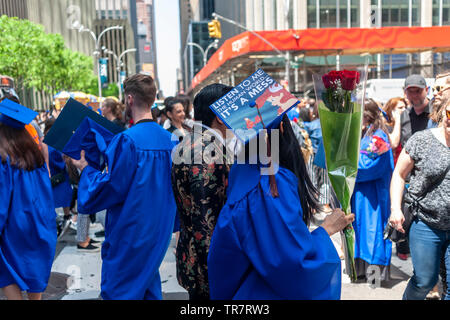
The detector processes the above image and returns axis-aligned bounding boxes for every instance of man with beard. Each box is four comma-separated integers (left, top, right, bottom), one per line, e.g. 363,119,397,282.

72,73,177,300
399,75,433,146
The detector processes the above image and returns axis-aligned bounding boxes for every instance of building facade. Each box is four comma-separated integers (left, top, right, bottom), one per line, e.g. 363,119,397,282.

183,0,450,94
94,0,138,86
179,0,217,93
136,0,158,86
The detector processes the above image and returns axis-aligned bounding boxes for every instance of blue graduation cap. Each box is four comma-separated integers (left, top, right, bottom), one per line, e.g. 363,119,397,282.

208,69,300,197
0,99,38,129
62,117,115,171
44,98,124,152
208,69,299,144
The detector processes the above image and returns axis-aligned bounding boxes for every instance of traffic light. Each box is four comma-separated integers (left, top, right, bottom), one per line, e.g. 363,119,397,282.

208,19,221,39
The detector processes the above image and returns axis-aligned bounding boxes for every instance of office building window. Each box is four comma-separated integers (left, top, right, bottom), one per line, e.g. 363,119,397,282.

320,0,337,28
307,0,317,28
351,0,360,27
308,0,358,29
433,0,450,26
379,0,421,27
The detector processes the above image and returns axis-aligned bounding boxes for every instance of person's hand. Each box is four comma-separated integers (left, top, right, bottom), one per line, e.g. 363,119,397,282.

389,209,405,233
321,208,355,236
392,109,403,123
71,150,88,172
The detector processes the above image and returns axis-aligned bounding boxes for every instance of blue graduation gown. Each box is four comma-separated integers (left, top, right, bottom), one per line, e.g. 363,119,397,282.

48,146,72,208
0,159,57,292
351,129,394,266
77,121,177,300
208,163,341,300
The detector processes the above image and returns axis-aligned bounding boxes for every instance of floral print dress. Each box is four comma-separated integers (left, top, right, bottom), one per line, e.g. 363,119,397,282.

171,125,230,299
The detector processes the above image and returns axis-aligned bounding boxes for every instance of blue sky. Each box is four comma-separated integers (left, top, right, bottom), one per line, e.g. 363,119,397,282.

154,0,181,97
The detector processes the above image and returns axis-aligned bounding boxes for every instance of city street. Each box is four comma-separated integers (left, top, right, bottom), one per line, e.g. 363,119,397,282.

1,210,416,301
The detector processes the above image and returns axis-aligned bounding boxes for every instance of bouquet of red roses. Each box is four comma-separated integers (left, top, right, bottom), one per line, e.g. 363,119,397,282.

313,67,368,283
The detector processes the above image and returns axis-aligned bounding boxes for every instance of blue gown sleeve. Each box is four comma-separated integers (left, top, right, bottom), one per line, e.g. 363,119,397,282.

0,161,12,232
241,208,340,299
77,133,137,214
356,134,394,183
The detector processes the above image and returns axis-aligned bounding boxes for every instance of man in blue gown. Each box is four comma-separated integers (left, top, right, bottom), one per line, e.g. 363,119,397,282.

72,74,177,300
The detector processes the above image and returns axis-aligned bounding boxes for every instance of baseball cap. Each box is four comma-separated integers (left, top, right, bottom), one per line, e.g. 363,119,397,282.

404,74,427,90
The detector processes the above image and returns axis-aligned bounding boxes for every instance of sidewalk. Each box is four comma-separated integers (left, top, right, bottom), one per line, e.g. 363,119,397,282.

50,225,187,300
1,217,413,300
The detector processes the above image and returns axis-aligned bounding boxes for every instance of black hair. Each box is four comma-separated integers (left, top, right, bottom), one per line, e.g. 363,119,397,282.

165,98,184,120
193,84,234,127
44,118,56,136
176,94,192,119
278,115,321,226
298,107,311,122
242,114,320,226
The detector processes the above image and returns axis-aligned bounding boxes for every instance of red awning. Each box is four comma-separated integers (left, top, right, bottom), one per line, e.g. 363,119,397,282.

190,26,450,90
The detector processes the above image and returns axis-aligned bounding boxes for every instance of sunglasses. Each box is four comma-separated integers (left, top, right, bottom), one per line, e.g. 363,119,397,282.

433,85,450,94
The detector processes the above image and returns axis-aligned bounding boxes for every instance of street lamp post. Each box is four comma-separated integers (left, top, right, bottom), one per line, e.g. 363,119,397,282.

78,25,123,107
187,39,219,67
103,47,137,102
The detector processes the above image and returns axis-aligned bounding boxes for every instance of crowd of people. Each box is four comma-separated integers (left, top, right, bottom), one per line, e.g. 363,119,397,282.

0,71,448,300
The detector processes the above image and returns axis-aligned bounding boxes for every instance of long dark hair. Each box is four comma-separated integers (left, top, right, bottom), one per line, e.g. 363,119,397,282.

364,99,390,138
0,123,45,170
279,115,321,226
242,114,320,226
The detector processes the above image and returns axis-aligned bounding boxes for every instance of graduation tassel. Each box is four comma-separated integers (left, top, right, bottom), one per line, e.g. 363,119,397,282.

253,102,279,198
267,138,279,198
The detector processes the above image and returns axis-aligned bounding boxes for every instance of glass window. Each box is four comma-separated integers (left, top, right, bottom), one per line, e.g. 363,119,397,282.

320,0,337,28
380,0,420,27
307,0,317,28
411,0,421,26
433,0,450,26
351,0,360,27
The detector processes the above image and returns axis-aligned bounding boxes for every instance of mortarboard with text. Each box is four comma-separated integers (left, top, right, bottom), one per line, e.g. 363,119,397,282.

208,68,299,143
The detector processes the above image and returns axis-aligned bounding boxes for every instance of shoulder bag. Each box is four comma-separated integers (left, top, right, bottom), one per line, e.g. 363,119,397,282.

384,161,450,243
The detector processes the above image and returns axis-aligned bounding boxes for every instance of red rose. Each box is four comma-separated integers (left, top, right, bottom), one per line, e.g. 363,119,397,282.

341,70,360,91
322,74,333,89
322,71,344,89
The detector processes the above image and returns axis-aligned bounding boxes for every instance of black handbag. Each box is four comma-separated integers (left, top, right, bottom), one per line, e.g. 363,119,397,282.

50,171,66,187
384,162,450,243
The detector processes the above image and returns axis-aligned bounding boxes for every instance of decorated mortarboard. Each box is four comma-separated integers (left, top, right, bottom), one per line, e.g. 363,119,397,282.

209,69,300,197
0,99,38,129
44,98,125,153
62,117,115,171
208,68,299,143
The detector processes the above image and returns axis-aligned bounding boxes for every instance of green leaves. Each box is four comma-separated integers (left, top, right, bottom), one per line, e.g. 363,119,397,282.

0,15,96,95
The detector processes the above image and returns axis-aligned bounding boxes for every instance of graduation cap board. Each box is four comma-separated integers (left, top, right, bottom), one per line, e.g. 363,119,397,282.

0,99,38,129
61,117,115,171
44,97,125,157
208,68,300,143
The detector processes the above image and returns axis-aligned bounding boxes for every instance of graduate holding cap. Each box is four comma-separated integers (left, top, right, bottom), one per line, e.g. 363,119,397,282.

71,74,177,300
0,99,57,300
207,110,355,300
